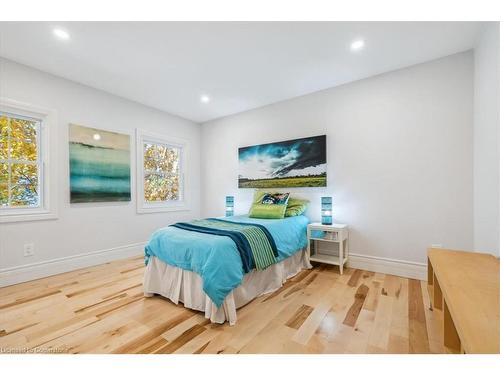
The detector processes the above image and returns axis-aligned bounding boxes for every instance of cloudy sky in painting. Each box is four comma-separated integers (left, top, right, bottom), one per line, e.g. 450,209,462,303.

239,135,326,180
69,124,130,150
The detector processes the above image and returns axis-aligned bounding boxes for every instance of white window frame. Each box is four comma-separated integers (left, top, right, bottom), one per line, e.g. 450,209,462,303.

136,128,189,214
0,98,58,223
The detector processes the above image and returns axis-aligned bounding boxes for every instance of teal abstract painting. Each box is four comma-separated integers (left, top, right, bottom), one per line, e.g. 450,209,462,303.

69,124,131,203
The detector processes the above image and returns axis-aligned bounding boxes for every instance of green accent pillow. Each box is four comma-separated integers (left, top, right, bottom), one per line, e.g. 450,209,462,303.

249,190,290,219
285,198,309,217
249,203,287,219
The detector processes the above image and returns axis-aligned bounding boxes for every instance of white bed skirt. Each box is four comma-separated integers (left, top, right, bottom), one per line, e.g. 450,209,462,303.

143,248,311,325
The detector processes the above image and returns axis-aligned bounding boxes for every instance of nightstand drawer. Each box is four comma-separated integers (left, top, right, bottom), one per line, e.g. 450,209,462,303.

310,229,339,241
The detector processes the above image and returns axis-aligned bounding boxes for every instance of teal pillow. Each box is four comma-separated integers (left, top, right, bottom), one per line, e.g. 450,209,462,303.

285,198,309,217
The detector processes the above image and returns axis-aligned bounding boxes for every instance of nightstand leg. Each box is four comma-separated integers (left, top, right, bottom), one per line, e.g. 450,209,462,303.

306,227,311,263
339,239,344,275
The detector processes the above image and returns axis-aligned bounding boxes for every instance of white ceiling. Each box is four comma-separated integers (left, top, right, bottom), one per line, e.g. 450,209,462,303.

0,22,482,123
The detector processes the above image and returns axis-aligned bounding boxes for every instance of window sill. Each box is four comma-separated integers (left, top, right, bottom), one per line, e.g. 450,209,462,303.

137,205,190,214
0,210,58,223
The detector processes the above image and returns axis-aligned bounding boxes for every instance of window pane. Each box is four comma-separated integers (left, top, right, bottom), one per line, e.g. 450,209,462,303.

9,163,39,207
0,183,8,206
0,115,8,137
144,173,179,202
0,138,7,160
143,142,179,174
9,117,38,161
0,162,8,184
9,138,37,161
10,183,38,207
0,116,8,159
11,163,38,186
10,117,37,142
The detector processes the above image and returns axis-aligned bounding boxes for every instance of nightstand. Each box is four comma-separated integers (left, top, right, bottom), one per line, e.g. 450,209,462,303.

307,223,349,274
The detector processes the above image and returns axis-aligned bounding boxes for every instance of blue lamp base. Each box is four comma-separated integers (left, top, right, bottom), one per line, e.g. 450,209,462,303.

225,196,234,217
321,216,332,225
321,196,332,225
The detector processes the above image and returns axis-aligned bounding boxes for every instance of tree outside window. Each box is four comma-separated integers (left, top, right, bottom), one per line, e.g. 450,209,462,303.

0,113,41,208
143,142,181,203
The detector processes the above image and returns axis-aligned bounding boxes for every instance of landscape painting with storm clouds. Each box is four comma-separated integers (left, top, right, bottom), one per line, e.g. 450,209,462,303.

238,135,327,188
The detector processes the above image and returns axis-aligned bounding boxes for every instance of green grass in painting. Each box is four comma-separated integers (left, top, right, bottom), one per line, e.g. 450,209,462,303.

239,176,326,188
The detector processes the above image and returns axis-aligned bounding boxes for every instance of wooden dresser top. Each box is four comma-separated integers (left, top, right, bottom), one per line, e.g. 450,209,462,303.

427,248,499,353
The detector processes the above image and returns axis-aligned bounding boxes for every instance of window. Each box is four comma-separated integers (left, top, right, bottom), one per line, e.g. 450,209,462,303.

143,141,181,202
0,113,41,208
0,98,57,223
136,129,188,213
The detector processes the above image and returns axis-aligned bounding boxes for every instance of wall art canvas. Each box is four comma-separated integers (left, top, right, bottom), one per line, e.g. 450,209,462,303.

69,124,131,203
238,135,327,188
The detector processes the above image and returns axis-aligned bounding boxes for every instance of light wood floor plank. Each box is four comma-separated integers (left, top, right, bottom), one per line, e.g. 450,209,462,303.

408,278,431,353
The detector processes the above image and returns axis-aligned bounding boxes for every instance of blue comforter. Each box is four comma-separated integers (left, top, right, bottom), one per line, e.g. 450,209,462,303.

144,215,309,307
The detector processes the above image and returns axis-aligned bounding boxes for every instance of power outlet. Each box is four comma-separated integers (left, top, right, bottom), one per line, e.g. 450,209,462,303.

431,244,443,249
23,243,35,257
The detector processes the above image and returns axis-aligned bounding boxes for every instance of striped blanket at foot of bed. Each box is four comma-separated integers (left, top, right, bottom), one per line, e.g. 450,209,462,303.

171,218,278,272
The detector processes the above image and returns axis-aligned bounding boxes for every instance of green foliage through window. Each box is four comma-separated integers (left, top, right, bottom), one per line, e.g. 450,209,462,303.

143,142,180,202
0,113,40,208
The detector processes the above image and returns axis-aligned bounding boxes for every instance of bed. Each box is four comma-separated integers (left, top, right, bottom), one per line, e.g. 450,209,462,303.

143,214,311,325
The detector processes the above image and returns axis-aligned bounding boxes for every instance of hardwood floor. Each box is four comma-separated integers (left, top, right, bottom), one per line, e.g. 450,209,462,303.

0,256,446,354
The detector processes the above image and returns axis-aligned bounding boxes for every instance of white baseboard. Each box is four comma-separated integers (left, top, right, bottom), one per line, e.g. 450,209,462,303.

0,245,426,288
0,242,146,287
347,253,427,280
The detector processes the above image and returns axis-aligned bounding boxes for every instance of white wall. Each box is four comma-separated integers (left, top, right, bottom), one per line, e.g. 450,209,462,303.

201,52,474,265
0,58,201,283
473,22,500,257
0,47,482,284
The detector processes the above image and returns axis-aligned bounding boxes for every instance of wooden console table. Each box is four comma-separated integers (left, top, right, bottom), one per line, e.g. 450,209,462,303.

427,248,499,354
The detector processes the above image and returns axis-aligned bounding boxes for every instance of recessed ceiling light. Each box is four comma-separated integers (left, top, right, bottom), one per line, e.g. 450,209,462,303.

53,28,70,41
200,95,210,104
350,39,365,52
93,133,101,141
